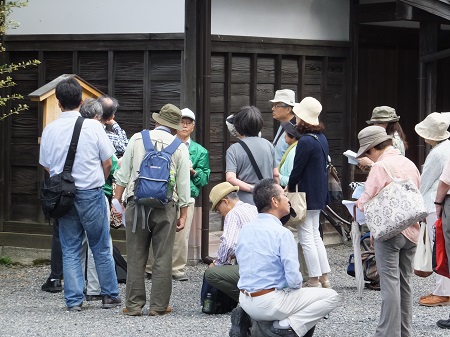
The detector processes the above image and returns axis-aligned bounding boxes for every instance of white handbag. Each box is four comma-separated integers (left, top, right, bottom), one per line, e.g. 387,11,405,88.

286,185,307,224
413,222,433,277
364,161,428,241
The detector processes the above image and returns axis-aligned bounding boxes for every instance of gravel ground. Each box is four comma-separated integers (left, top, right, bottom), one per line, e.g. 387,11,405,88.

1,244,449,337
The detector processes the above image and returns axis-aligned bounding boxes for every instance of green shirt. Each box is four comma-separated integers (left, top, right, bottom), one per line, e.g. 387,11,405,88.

187,140,210,198
103,155,119,197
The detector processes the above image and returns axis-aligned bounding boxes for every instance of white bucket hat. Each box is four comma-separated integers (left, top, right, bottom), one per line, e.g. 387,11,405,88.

415,112,450,141
293,97,322,126
181,108,196,121
269,89,296,106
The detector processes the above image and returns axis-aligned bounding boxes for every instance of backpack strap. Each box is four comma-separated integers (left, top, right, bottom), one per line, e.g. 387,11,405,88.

141,130,154,153
238,140,263,180
63,117,84,173
164,137,183,155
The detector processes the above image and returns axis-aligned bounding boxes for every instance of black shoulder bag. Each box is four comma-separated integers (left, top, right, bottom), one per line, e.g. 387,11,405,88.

40,117,84,219
238,140,263,180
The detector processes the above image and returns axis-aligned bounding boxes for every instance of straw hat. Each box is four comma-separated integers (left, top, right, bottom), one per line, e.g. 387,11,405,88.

269,89,296,106
209,182,239,211
152,104,183,130
366,106,400,124
293,97,322,126
181,108,196,121
356,125,393,158
415,112,450,141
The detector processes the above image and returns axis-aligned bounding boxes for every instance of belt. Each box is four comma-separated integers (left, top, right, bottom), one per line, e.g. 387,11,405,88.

240,288,275,297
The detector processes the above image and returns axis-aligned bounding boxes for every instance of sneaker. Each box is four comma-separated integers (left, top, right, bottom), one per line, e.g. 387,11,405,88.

172,274,188,281
419,295,450,307
229,306,251,337
67,305,82,312
101,295,122,309
41,279,62,293
122,307,142,316
148,306,172,316
85,295,103,301
320,280,332,288
303,281,322,288
437,317,450,329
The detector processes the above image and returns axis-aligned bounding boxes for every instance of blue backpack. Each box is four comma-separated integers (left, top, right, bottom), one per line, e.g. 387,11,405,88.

134,130,182,207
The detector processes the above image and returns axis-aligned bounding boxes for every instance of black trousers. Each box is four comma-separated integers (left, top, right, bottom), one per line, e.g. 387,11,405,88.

47,219,63,280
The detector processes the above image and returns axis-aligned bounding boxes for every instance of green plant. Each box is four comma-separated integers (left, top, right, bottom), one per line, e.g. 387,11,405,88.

0,255,13,265
0,0,40,121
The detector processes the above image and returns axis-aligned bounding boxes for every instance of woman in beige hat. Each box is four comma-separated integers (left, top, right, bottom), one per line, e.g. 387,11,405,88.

355,125,420,337
359,106,408,168
288,97,332,288
415,112,450,307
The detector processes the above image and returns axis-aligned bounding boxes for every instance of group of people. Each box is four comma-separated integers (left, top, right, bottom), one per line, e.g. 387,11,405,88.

354,107,450,335
39,77,450,336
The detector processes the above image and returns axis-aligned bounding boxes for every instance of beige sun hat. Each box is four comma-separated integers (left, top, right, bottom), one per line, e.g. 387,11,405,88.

152,104,183,130
415,112,450,141
209,182,239,211
366,106,400,124
356,125,393,158
293,97,322,126
269,89,296,106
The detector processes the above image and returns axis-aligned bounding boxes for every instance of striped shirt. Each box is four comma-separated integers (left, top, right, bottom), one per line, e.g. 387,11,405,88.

215,201,258,266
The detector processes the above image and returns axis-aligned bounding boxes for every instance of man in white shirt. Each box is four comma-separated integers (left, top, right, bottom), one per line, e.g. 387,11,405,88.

39,77,120,311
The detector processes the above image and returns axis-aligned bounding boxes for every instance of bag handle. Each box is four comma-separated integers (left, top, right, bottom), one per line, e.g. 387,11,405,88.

63,116,84,173
238,140,263,180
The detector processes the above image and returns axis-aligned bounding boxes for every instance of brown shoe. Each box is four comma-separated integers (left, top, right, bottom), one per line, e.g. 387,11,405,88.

419,295,450,307
419,293,434,301
122,307,142,316
148,306,172,316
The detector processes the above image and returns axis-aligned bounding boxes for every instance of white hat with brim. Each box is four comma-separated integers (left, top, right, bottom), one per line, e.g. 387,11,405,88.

356,125,393,158
181,108,196,121
415,112,450,141
269,89,296,106
293,97,322,126
209,182,239,211
152,103,183,131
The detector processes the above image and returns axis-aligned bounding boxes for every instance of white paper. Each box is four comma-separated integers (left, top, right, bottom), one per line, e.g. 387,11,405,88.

343,150,358,165
351,184,365,199
111,199,126,227
342,200,366,224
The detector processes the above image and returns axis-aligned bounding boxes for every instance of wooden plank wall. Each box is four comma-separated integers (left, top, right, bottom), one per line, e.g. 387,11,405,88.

2,35,350,229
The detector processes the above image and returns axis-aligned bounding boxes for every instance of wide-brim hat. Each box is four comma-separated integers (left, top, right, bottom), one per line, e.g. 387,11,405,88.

293,97,322,126
281,121,301,139
366,106,400,124
356,125,393,158
152,104,183,130
269,89,296,106
415,112,450,141
209,182,239,211
181,108,196,121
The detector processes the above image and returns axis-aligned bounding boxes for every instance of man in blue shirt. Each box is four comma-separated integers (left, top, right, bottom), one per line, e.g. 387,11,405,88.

235,179,340,337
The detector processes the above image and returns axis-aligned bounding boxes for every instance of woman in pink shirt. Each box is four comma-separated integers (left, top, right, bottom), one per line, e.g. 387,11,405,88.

355,126,420,337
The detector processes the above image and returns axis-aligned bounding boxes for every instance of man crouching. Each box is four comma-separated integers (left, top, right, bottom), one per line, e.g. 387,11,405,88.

236,179,340,337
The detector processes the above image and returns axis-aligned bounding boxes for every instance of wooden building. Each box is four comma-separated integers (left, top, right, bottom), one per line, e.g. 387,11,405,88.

1,0,450,259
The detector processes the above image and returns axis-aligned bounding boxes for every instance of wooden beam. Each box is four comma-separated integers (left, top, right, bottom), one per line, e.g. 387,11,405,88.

400,0,450,21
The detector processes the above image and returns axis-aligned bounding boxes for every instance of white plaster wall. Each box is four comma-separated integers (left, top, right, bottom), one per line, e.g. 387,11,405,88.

7,0,185,34
211,0,349,41
8,0,349,41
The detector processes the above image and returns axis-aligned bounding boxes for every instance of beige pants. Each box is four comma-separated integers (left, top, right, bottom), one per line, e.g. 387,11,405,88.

146,200,195,277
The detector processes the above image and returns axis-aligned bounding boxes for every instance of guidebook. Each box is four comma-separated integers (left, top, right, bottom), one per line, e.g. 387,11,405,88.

343,150,358,165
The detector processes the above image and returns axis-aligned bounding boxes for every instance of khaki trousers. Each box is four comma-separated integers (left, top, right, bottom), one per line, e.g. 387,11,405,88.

125,200,177,312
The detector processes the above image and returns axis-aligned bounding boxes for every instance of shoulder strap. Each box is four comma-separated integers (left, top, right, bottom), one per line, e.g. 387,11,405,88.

278,141,297,170
141,130,154,153
238,140,263,180
304,133,330,166
63,117,84,173
272,126,284,147
164,137,183,155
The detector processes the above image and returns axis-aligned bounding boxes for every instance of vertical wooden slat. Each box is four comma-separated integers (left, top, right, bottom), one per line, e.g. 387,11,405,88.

37,50,45,224
321,56,329,121
72,51,79,75
273,54,282,137
143,50,151,129
108,50,114,95
250,54,257,106
298,55,305,100
223,52,232,175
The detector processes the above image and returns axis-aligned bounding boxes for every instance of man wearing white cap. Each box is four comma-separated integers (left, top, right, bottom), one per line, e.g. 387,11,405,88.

269,89,297,166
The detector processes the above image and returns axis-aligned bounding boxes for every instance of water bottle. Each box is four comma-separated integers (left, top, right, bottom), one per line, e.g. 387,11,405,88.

202,293,216,314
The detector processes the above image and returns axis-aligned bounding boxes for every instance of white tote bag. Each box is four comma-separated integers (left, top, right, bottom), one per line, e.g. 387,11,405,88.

364,161,428,241
413,222,433,277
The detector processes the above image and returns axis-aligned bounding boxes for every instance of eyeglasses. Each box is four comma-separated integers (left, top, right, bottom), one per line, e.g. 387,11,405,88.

214,200,223,214
272,103,289,109
181,120,194,126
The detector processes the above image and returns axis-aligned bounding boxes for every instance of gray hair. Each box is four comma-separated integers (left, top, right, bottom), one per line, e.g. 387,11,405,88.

80,98,103,119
